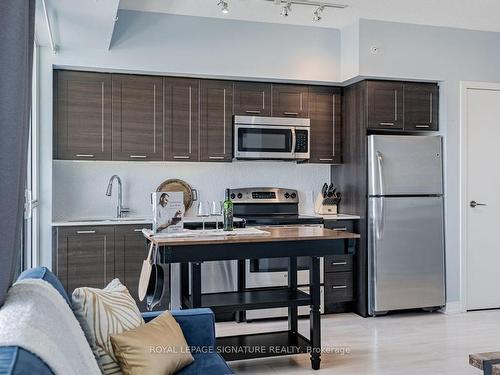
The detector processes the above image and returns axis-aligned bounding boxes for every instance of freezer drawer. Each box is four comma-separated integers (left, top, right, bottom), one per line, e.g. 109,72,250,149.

368,135,443,196
368,196,445,314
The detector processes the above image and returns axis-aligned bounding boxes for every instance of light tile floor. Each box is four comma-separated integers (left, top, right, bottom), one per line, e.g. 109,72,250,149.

216,310,500,374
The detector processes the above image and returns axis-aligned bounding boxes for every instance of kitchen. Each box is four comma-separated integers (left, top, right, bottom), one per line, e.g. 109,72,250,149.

4,1,500,374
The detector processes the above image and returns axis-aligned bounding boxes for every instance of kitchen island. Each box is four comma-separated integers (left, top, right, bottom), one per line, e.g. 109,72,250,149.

145,227,359,370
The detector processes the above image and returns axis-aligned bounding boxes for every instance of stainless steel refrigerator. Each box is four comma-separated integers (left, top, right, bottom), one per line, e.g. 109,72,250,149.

368,135,445,316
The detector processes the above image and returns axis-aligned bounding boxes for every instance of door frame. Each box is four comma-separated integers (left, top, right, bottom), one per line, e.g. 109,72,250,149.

459,81,500,312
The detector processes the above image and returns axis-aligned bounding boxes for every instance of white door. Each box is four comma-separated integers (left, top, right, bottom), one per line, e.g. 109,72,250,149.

466,86,500,310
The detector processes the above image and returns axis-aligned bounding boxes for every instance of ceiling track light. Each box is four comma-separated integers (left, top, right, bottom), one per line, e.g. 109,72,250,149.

218,0,229,14
312,6,324,22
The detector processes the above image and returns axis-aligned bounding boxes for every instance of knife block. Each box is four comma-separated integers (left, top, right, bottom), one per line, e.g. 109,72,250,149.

314,193,338,215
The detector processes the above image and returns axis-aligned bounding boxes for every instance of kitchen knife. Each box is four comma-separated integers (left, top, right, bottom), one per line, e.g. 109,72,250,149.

321,183,328,198
327,183,334,197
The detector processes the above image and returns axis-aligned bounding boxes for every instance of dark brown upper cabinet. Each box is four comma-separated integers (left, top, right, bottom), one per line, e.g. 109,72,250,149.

53,226,115,294
54,70,112,160
272,84,309,118
164,78,199,161
404,83,439,131
233,81,272,116
309,86,342,164
112,74,163,161
366,81,404,130
199,80,233,162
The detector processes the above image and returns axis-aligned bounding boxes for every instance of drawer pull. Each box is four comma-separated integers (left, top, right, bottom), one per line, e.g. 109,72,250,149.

245,110,261,114
332,285,348,289
284,112,299,116
173,156,190,159
134,229,143,232
379,122,395,126
76,154,95,158
76,230,96,234
331,261,348,266
415,124,430,128
209,156,225,160
130,155,147,159
334,227,347,231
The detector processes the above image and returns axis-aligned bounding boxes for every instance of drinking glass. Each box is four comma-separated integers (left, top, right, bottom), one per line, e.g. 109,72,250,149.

211,201,223,230
197,201,210,232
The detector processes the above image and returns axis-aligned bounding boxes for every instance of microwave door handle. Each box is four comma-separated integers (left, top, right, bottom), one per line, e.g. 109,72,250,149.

291,128,297,156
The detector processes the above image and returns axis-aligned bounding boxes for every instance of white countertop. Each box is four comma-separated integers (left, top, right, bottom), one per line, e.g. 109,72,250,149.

319,213,360,220
52,216,244,227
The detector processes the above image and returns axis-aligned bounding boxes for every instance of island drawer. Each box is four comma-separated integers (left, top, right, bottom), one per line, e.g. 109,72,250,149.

324,272,353,303
324,254,353,273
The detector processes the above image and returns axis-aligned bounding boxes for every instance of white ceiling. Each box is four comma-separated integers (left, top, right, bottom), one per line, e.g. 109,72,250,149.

119,0,500,33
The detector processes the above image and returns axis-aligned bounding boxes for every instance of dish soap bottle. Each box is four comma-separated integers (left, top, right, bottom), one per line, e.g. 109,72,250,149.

223,188,233,231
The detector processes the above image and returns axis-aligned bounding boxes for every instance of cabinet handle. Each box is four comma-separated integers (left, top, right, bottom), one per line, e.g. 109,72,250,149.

415,124,430,128
209,156,225,160
332,95,336,157
245,110,261,114
320,158,333,162
332,261,348,266
284,112,299,116
379,122,395,126
334,227,347,231
332,285,348,289
430,92,433,124
173,156,190,159
130,155,147,159
76,230,96,234
76,154,95,158
134,229,143,232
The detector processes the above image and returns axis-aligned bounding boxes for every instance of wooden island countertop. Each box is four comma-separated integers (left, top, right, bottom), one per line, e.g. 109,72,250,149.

145,226,360,247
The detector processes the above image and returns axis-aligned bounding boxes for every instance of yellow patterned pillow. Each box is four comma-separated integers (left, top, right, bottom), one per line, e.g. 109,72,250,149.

72,279,144,375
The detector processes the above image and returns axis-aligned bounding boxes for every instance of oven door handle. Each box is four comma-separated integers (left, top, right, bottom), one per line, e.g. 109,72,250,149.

291,127,297,156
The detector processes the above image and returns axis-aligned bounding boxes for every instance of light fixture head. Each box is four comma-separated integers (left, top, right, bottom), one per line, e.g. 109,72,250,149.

313,6,324,22
281,1,292,17
218,0,229,14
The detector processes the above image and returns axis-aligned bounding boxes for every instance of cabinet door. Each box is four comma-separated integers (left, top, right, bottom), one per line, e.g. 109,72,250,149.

309,86,342,164
164,78,199,161
112,74,163,161
54,226,115,294
233,81,271,116
404,83,439,131
367,81,404,130
114,225,165,312
272,84,309,118
54,70,112,160
199,80,233,162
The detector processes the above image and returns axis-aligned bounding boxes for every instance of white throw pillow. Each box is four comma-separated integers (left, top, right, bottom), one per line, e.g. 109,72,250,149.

72,279,144,375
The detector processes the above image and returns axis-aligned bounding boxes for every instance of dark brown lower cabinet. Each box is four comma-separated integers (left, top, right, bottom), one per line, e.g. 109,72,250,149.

53,224,164,312
53,226,115,294
323,220,356,314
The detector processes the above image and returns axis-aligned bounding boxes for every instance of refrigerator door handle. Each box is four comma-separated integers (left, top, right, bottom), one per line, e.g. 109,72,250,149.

376,151,385,239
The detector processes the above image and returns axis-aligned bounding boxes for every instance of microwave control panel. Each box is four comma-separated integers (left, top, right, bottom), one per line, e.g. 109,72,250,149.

295,130,309,153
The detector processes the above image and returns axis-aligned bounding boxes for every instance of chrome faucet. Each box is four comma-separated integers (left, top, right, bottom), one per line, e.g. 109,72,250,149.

105,175,130,218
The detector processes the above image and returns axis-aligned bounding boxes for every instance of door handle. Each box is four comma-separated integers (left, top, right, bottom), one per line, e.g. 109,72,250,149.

470,201,487,208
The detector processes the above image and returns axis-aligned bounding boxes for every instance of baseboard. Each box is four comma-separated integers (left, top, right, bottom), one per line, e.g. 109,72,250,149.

440,301,463,314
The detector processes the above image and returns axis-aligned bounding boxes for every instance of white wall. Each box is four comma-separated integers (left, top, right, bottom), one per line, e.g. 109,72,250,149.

53,161,329,220
357,19,500,304
39,12,341,267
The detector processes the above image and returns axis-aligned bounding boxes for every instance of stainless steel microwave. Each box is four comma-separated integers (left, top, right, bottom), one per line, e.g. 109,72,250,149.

233,116,310,160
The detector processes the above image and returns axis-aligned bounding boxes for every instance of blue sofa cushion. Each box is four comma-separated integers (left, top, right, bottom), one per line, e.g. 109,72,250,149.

177,353,234,375
17,267,71,307
0,347,53,375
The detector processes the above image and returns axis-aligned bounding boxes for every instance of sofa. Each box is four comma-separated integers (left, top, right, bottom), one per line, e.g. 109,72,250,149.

0,267,234,375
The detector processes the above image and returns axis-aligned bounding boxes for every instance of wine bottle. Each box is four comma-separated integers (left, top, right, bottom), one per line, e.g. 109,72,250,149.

223,188,234,231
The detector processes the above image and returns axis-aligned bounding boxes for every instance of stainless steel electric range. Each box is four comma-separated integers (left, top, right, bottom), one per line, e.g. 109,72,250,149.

231,187,325,320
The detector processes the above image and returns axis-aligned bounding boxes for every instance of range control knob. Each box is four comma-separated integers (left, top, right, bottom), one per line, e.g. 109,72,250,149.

290,192,297,199
237,193,243,199
230,193,236,200
284,192,290,199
